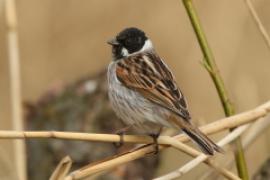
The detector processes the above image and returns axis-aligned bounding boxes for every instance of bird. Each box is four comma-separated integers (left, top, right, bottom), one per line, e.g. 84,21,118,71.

106,27,223,155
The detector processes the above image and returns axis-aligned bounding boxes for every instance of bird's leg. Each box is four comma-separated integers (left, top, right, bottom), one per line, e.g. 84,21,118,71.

149,127,163,154
113,125,132,148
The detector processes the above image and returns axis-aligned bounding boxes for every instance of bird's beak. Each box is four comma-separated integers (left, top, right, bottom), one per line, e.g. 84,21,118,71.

107,38,119,46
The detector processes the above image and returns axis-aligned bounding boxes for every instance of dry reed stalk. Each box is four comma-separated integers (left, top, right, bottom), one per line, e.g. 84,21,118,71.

154,138,239,179
199,116,270,180
5,0,26,179
63,101,270,179
155,124,250,180
0,100,269,143
50,156,72,180
0,101,268,179
243,0,270,50
242,116,270,147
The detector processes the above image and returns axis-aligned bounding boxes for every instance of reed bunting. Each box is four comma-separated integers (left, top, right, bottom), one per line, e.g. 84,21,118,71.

107,27,222,155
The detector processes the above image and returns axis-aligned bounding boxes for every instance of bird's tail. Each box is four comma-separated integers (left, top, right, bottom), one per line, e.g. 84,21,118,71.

182,124,224,155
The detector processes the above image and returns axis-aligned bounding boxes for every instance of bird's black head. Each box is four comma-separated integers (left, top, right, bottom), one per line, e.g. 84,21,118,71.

108,27,151,60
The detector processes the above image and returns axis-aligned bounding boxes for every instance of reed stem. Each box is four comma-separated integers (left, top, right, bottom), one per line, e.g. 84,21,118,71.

182,0,249,179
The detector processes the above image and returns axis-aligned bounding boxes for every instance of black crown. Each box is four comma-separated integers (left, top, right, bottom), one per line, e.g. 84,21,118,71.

116,27,148,54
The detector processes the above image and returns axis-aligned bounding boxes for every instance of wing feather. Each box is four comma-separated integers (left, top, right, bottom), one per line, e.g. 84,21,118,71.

116,52,191,120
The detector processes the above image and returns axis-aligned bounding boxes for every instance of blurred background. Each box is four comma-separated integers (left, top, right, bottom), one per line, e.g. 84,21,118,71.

0,0,270,179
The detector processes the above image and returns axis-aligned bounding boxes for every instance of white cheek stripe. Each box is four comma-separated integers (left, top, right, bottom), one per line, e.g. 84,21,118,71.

139,39,153,52
121,47,129,56
121,39,154,57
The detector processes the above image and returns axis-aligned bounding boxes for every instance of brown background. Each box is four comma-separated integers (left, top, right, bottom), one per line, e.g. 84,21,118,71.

0,0,270,179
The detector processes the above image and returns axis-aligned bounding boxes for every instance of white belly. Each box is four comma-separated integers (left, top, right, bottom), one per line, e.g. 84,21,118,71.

107,62,172,132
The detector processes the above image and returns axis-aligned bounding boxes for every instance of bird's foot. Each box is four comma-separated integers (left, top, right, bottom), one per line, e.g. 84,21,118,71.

113,126,131,148
113,131,124,148
149,133,160,154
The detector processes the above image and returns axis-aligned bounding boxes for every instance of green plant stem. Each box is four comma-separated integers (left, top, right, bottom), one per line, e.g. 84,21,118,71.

182,0,249,179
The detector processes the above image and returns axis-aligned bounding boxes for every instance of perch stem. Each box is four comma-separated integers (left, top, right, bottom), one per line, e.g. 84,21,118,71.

0,100,269,143
182,0,248,179
64,101,270,179
155,124,250,180
0,100,268,179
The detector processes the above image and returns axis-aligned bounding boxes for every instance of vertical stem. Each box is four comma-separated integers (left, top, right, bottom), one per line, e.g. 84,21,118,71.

182,0,249,179
5,0,26,179
243,0,270,51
